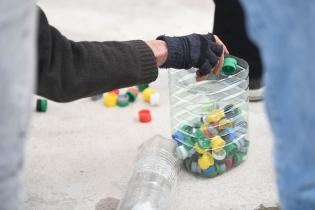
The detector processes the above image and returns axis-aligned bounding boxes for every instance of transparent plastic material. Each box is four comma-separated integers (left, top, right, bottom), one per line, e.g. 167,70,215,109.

118,135,181,210
169,56,249,178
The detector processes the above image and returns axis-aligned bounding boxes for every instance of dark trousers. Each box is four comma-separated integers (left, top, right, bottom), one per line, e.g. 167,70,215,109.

213,0,263,87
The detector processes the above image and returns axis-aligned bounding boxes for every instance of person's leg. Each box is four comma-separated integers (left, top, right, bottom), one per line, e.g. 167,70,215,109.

0,0,36,209
213,0,263,101
240,0,315,209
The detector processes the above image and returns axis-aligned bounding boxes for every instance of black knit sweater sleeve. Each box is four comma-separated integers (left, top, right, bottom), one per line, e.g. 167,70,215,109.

36,7,158,102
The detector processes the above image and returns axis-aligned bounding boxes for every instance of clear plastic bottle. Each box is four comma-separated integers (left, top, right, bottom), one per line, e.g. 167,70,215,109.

118,135,181,210
169,56,249,178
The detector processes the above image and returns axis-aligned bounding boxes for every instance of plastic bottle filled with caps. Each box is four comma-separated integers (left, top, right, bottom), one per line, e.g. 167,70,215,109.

169,56,249,178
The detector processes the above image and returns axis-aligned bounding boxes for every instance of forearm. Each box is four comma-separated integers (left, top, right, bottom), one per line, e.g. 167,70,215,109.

37,7,158,102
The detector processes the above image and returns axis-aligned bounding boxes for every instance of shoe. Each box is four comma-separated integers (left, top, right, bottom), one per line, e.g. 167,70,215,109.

249,78,264,102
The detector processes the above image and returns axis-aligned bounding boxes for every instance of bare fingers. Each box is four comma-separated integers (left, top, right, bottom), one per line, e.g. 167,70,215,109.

214,35,229,55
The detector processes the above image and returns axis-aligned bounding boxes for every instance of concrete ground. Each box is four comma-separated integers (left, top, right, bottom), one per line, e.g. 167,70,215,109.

25,0,279,209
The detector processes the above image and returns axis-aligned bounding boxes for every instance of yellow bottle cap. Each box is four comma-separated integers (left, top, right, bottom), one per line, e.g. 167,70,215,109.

208,109,225,123
194,143,206,154
198,152,214,169
211,136,226,152
142,87,157,103
104,93,118,107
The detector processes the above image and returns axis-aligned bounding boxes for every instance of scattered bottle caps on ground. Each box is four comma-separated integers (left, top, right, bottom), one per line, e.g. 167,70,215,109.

172,103,249,178
96,84,159,109
93,84,159,124
36,98,48,112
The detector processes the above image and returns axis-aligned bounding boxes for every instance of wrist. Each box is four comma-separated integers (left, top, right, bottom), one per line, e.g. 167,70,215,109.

146,40,168,67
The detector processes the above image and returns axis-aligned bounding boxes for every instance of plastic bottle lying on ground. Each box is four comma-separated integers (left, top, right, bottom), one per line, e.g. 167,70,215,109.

118,135,181,210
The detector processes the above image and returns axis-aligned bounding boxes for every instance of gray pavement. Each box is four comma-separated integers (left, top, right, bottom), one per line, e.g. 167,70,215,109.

25,0,278,209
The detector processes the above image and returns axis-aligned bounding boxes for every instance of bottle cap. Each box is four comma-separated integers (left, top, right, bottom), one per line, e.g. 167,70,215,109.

222,57,237,75
142,87,157,103
198,137,211,149
198,152,214,169
109,89,120,95
149,92,160,106
211,136,226,152
208,109,225,123
194,143,206,154
127,90,137,102
215,163,227,174
139,109,152,123
218,118,233,130
175,145,189,160
191,161,202,174
202,165,217,178
224,143,238,156
128,87,139,95
137,84,149,92
104,93,118,107
212,149,227,161
225,156,233,170
172,131,185,145
36,99,48,112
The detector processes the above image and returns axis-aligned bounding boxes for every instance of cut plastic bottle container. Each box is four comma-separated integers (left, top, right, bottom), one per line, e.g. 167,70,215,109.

169,56,249,178
118,135,181,210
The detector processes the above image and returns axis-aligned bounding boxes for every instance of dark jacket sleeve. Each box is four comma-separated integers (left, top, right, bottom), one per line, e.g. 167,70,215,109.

37,7,158,102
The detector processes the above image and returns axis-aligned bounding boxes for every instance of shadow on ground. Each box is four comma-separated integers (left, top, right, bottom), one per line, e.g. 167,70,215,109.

95,197,119,210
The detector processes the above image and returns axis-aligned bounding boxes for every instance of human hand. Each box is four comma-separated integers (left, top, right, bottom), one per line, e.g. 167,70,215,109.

156,33,229,80
146,40,168,67
196,35,229,81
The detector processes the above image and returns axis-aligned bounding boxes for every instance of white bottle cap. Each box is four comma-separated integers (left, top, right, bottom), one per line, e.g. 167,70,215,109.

212,149,227,161
175,145,188,160
149,92,160,106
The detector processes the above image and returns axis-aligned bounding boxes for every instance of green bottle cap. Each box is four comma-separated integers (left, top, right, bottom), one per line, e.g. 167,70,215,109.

224,143,237,156
184,158,193,171
198,137,211,149
36,99,47,112
117,100,129,107
126,90,137,102
183,136,194,150
137,84,149,92
233,152,246,167
194,130,205,139
222,57,237,75
41,99,48,112
215,163,226,174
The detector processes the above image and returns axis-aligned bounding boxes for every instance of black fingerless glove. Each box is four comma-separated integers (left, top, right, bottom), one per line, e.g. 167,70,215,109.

157,33,223,76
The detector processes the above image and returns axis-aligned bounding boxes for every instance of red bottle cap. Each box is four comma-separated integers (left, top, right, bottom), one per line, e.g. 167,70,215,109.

139,109,152,123
128,87,139,95
110,89,120,95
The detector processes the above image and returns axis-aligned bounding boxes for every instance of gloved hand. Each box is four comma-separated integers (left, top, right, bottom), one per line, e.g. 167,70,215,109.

157,33,228,77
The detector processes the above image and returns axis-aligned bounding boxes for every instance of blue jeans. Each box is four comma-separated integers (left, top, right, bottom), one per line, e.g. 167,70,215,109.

0,0,36,209
240,1,315,209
